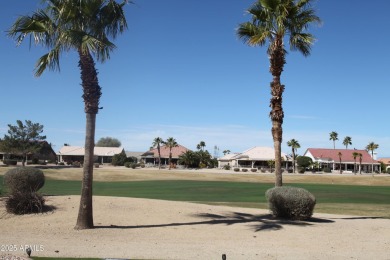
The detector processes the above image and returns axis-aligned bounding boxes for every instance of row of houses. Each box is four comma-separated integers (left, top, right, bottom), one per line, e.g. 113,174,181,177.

1,142,388,172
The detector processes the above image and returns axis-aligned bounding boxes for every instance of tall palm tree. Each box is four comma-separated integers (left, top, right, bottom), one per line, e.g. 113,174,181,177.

223,150,231,155
358,153,363,174
329,131,338,149
338,152,342,174
164,137,178,170
8,0,128,230
366,142,379,173
343,136,352,149
352,151,359,174
237,0,320,187
152,137,164,169
287,139,300,173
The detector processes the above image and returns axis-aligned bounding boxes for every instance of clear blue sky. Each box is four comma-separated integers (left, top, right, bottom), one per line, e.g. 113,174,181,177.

1,0,389,158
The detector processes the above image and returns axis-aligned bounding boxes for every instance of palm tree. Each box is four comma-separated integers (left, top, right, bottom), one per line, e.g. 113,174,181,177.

164,137,178,170
343,136,352,149
287,139,300,173
223,150,231,156
8,0,128,230
152,137,164,169
366,142,379,173
329,131,338,149
237,0,320,187
197,141,206,151
338,152,342,174
358,153,363,174
352,151,359,174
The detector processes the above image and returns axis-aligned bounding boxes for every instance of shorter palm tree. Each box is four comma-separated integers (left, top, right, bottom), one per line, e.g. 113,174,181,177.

287,139,300,173
338,152,342,174
152,137,163,169
352,152,359,175
329,131,338,149
197,141,206,151
164,137,178,170
358,153,363,174
366,142,379,174
223,150,231,155
343,136,352,149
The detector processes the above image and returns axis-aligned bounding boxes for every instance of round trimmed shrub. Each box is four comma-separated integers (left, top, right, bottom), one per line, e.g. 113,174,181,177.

241,168,248,172
4,167,45,193
233,168,240,172
251,168,257,172
265,186,316,220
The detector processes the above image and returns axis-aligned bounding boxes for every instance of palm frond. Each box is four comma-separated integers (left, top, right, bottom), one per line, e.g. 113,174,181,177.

34,47,61,76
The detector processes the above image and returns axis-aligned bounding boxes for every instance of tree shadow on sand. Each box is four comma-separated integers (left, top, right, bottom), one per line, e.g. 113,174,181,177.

96,211,334,232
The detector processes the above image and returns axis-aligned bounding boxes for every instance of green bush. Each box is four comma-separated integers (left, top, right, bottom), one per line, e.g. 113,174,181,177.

3,159,18,166
323,167,331,173
251,168,257,172
4,167,45,193
298,167,306,174
233,168,240,172
124,162,131,168
5,191,45,215
265,186,316,220
297,156,312,168
223,165,231,170
242,168,248,172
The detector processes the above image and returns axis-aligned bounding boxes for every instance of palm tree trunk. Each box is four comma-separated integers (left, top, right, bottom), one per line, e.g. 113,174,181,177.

269,36,285,187
75,49,101,230
272,121,283,186
75,112,95,229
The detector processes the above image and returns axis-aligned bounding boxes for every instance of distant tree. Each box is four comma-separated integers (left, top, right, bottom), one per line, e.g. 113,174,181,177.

164,137,178,170
96,137,121,147
237,0,321,186
196,141,206,151
287,139,300,173
297,156,313,169
338,152,343,174
267,160,275,173
0,120,46,166
178,150,198,168
111,151,127,166
223,150,231,155
366,142,379,173
352,152,359,174
329,131,338,149
343,136,352,149
152,137,164,169
358,153,363,174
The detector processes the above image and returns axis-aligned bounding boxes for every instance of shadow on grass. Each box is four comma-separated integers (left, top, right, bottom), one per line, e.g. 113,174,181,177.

96,211,334,232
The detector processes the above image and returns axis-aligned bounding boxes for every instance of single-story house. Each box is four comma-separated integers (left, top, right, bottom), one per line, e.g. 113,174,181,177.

303,148,380,173
0,140,57,163
57,146,124,164
217,146,290,169
141,144,190,166
378,158,390,171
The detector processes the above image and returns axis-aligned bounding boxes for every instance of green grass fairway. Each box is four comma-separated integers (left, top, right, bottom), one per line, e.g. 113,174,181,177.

1,174,389,218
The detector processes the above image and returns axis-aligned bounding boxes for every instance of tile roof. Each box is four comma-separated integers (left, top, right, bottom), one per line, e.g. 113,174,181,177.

143,144,190,159
378,158,390,165
234,146,288,160
217,147,287,161
58,146,124,156
305,148,378,164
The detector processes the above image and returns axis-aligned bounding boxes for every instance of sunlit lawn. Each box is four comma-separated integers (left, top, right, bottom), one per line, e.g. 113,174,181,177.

0,166,389,217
